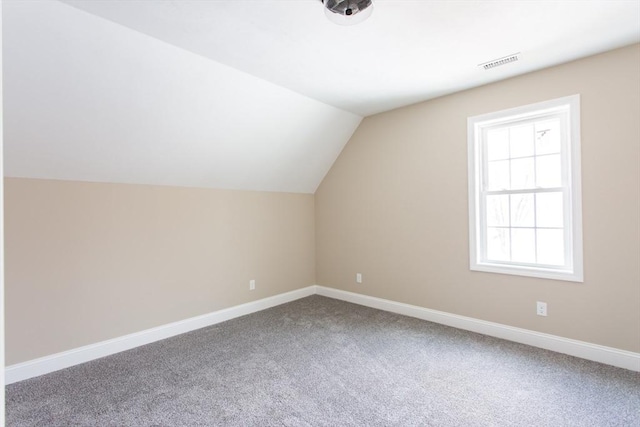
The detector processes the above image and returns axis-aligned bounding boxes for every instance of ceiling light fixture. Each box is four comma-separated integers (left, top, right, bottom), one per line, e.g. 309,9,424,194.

321,0,374,25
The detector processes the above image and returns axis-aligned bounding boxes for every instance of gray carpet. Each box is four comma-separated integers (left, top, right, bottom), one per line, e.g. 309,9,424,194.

6,295,640,426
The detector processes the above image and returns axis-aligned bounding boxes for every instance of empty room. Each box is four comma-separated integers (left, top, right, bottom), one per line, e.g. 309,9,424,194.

2,0,639,425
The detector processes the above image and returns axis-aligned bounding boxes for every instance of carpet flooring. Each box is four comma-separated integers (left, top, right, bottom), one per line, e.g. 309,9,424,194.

6,295,640,426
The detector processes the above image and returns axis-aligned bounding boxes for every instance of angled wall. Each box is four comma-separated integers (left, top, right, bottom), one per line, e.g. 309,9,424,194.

315,44,640,352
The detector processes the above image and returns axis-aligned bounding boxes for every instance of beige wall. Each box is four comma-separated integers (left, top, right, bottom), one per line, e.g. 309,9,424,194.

5,44,639,366
316,44,640,352
4,178,315,364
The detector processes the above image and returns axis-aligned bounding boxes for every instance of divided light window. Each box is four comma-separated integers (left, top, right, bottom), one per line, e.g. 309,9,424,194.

467,95,583,282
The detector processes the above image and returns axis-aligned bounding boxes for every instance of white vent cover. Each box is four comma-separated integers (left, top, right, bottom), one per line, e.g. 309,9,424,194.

479,53,520,70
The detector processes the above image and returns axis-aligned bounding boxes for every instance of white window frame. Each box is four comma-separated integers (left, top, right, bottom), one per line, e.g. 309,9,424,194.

467,95,583,282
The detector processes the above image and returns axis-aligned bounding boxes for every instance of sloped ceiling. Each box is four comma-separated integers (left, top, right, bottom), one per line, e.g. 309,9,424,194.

3,1,639,193
3,0,361,193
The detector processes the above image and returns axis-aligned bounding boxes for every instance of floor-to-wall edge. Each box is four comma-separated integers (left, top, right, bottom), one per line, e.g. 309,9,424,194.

7,284,638,385
5,286,316,384
315,285,640,372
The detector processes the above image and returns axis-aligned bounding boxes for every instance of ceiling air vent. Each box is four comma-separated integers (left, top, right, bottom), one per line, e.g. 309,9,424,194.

479,53,520,70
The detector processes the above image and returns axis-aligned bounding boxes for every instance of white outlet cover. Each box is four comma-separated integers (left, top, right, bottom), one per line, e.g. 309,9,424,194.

536,301,547,316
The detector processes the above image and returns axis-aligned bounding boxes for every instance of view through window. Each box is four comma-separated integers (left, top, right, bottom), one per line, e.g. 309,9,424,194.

468,95,583,282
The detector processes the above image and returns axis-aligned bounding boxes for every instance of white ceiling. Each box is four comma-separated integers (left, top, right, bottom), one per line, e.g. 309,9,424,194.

3,1,639,193
61,0,640,116
3,0,361,193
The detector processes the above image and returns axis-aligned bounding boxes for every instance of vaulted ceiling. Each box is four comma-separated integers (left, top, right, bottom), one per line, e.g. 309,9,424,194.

4,1,639,193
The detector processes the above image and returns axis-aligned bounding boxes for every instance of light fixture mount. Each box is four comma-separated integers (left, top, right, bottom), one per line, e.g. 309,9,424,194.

321,0,374,25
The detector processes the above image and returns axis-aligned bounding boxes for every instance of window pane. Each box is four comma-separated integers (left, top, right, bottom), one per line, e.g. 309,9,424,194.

510,157,535,189
509,124,534,158
537,229,565,266
512,229,536,263
487,227,510,261
487,160,510,190
487,128,509,160
535,119,561,155
511,193,534,227
536,192,564,228
469,96,581,280
536,154,562,188
486,195,509,226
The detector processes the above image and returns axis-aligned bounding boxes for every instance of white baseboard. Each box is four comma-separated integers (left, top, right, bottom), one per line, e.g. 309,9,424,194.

315,285,640,372
6,284,638,384
5,286,316,384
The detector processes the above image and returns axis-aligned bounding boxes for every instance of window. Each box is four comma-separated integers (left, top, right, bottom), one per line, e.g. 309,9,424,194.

467,95,583,282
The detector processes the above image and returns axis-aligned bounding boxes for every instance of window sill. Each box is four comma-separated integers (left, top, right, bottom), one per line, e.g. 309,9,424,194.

471,262,583,283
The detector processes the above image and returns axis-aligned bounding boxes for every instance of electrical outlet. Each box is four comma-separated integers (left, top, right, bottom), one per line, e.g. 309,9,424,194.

536,301,547,316
249,279,255,291
356,273,362,284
